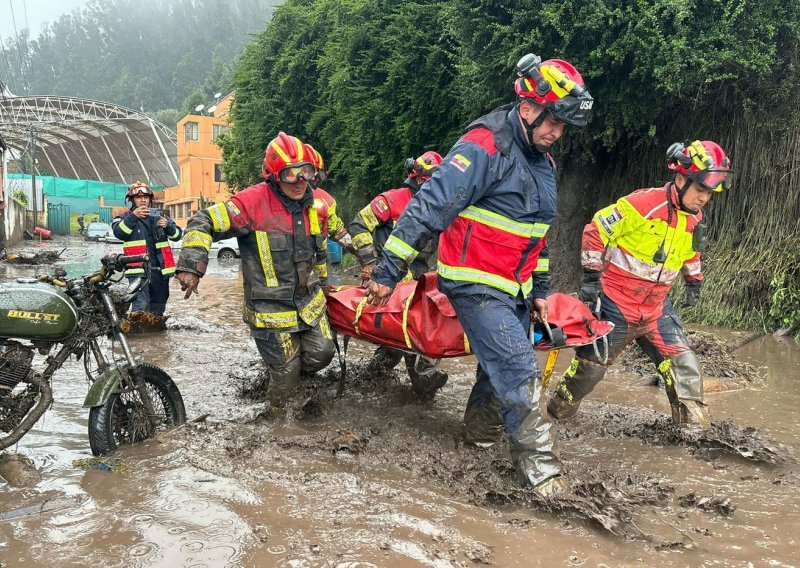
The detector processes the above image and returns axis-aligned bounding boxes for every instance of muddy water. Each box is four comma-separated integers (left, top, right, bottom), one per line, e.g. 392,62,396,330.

1,238,799,567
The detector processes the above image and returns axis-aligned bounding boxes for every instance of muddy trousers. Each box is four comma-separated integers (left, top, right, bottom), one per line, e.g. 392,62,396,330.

449,293,561,488
551,294,707,426
128,271,170,316
253,316,335,404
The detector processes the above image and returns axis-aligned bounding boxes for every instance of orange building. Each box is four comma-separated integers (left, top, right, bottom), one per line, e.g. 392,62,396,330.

164,93,234,226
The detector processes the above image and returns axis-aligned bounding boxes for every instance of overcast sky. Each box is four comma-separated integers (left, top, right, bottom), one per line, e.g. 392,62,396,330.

0,0,90,42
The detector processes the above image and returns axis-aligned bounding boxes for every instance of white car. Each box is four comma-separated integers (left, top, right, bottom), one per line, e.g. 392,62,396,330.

171,236,240,260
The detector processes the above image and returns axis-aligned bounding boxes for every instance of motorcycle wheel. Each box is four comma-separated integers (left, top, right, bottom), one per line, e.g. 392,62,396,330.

88,364,186,456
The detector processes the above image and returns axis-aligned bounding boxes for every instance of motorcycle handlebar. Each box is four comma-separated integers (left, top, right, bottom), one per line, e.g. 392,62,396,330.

106,254,149,271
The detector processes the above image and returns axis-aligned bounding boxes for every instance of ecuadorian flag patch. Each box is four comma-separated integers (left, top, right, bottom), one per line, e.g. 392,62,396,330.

450,154,471,173
225,201,242,217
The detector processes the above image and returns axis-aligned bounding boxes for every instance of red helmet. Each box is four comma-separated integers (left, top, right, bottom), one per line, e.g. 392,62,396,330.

126,181,153,202
514,54,593,127
303,143,327,182
405,151,443,182
262,132,314,182
667,140,732,192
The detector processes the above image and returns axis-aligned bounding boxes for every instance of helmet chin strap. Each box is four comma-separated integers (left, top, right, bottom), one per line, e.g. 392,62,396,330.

675,178,698,214
519,105,551,153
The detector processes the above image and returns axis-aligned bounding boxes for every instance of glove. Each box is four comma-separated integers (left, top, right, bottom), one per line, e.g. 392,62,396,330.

176,272,200,299
682,280,702,307
577,270,602,305
321,284,331,297
360,263,376,283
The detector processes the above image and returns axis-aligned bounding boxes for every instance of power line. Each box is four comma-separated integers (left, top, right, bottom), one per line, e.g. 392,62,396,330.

22,0,34,88
8,0,27,92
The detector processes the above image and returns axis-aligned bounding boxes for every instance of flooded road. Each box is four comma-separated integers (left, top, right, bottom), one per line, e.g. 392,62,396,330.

1,238,799,567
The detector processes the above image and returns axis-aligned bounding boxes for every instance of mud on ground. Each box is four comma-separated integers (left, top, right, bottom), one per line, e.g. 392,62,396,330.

173,349,796,557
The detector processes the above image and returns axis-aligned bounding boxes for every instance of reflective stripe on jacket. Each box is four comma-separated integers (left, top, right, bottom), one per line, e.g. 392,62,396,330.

371,105,556,301
112,212,182,276
582,183,703,308
313,188,348,242
176,182,330,332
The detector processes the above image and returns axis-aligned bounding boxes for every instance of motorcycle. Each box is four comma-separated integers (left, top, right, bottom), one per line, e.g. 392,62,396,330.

0,253,186,456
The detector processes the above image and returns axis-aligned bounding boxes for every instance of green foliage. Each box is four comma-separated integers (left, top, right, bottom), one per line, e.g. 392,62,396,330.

769,275,800,330
0,0,280,113
218,0,800,332
10,190,28,207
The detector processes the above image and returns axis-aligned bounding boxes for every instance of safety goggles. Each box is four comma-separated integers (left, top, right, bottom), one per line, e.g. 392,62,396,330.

278,163,315,183
688,168,733,192
413,162,438,179
130,188,153,197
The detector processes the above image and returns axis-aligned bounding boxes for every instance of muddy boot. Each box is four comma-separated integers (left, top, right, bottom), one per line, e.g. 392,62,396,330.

532,475,570,499
405,354,448,399
671,399,711,429
547,386,582,420
462,388,504,448
368,346,404,375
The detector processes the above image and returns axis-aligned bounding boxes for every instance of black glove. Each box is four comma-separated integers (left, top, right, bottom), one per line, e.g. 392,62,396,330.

682,280,702,307
577,270,602,305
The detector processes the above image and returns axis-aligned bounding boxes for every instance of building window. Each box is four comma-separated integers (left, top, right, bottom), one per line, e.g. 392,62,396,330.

214,164,224,182
184,121,199,142
212,124,230,142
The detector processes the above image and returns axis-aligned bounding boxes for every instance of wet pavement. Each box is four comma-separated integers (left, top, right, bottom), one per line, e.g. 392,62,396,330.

1,237,799,567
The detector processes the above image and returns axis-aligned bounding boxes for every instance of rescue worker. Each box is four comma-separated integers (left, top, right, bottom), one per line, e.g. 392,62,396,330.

303,143,354,253
364,54,594,495
349,151,449,397
175,132,335,406
112,181,183,316
548,140,733,428
77,214,85,235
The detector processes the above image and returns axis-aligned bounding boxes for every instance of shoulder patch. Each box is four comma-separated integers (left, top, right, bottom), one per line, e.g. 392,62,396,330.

462,128,498,155
450,153,472,173
597,207,623,235
372,196,390,215
225,201,242,218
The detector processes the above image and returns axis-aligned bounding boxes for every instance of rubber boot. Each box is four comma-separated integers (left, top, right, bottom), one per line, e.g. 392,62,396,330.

405,354,448,398
671,398,711,429
462,387,504,448
532,475,571,499
547,386,582,420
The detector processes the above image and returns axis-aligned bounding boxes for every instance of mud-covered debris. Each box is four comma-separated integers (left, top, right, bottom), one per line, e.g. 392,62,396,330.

72,457,129,474
616,330,764,384
122,311,169,333
464,543,492,564
0,452,41,487
655,541,690,552
253,524,270,543
298,396,323,418
570,402,794,465
5,250,63,264
333,430,367,454
679,492,736,516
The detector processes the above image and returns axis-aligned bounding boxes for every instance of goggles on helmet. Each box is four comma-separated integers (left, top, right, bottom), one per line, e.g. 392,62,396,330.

278,163,315,184
687,168,732,192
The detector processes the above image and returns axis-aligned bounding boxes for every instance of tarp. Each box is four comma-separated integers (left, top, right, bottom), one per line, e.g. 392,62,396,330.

326,273,615,359
8,174,162,201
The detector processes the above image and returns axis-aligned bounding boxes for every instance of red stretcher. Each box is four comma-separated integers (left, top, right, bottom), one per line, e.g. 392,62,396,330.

326,273,614,389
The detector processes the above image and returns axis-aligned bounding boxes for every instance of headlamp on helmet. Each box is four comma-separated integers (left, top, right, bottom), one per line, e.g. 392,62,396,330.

514,54,594,127
667,140,732,192
405,151,443,181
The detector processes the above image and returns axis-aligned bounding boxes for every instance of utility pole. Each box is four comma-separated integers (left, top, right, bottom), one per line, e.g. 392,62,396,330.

29,127,37,231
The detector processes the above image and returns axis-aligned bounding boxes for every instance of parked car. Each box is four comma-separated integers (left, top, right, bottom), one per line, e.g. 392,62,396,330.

85,222,111,241
170,236,240,260
102,227,123,244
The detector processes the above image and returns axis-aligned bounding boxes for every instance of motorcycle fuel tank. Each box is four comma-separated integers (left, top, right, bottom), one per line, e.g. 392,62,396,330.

0,282,79,341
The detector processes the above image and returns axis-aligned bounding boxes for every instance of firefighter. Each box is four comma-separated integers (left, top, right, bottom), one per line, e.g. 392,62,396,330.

175,132,335,406
112,181,183,316
349,151,449,398
364,54,594,496
548,140,733,428
303,143,354,253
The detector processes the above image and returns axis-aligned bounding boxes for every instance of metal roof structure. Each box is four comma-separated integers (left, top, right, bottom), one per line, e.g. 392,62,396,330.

0,89,179,187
